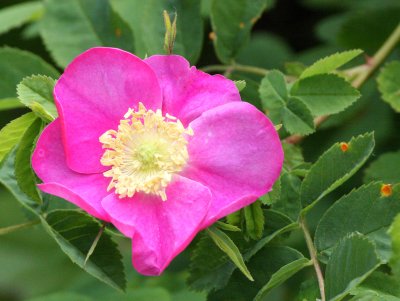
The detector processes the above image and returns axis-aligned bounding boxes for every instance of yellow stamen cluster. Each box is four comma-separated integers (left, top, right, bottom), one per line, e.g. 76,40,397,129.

99,102,193,200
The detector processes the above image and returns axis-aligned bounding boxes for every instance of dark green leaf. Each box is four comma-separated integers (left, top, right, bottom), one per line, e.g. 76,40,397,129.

26,293,92,301
243,200,264,240
377,61,400,113
364,151,400,184
41,0,135,68
259,70,287,110
325,233,381,301
282,97,315,135
111,0,203,64
389,214,400,276
15,118,43,204
300,133,375,210
291,74,360,116
41,209,126,291
272,173,302,221
17,75,57,122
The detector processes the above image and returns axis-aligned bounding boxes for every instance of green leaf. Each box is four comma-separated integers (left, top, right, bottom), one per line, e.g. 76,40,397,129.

234,80,246,92
0,113,37,163
260,177,281,205
15,118,43,204
389,214,400,276
41,0,134,68
216,221,241,232
254,258,312,301
0,1,43,36
17,75,57,122
300,133,375,210
282,97,315,135
111,0,203,64
0,98,25,111
291,74,361,116
282,143,305,172
349,291,400,301
0,47,59,99
208,246,303,301
259,70,287,109
325,233,381,301
243,200,264,240
300,49,363,79
350,271,400,299
26,293,92,301
41,209,126,291
364,151,400,184
315,182,400,260
206,225,253,281
272,173,302,221
210,0,275,63
377,61,400,113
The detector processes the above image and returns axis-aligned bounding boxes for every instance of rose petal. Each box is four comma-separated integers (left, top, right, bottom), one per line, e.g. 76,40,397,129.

101,175,211,275
55,47,162,174
183,101,283,228
32,119,110,221
145,55,240,126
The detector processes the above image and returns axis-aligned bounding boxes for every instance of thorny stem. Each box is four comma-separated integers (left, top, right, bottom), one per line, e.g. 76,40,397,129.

300,216,325,301
0,220,40,236
285,22,400,144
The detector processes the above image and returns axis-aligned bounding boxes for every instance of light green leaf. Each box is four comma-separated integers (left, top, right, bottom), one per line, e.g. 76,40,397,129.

300,49,362,79
216,221,241,232
291,74,360,116
41,209,126,291
325,233,381,301
350,271,400,299
111,0,203,64
301,133,375,210
0,1,43,36
0,113,37,163
349,291,400,301
364,151,400,184
41,0,134,68
206,225,253,281
282,97,315,135
377,61,400,112
260,177,281,205
259,70,287,109
282,143,305,172
0,98,25,111
389,214,400,276
254,258,312,301
17,75,57,122
15,118,43,204
210,0,275,63
243,200,264,240
272,173,302,221
234,80,246,92
315,182,400,260
26,293,92,301
0,47,59,99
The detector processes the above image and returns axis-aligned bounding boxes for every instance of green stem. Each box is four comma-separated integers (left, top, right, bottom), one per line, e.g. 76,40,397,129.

0,220,40,235
201,64,269,76
352,22,400,89
300,216,325,301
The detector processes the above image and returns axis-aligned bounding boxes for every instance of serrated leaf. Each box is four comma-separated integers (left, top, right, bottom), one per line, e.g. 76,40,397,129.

377,61,400,113
325,233,382,301
243,200,264,240
210,0,275,63
291,74,361,116
254,258,312,301
282,97,315,135
0,47,59,99
300,49,363,79
272,173,302,221
0,98,25,111
364,151,400,184
111,0,203,64
15,118,43,204
0,113,37,163
40,0,134,68
208,246,303,301
234,80,246,92
389,214,400,276
206,225,253,281
41,209,126,291
282,143,305,172
259,70,287,110
0,1,43,36
315,182,400,260
349,291,400,301
17,75,57,122
301,133,375,210
350,271,400,299
260,177,281,205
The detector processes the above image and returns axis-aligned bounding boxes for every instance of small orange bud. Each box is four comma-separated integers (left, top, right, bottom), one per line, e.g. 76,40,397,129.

115,28,122,37
239,22,245,28
340,142,349,152
381,184,393,197
209,31,216,41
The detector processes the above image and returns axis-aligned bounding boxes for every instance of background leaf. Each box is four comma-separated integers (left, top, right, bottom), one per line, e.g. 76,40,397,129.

364,151,400,184
377,61,400,112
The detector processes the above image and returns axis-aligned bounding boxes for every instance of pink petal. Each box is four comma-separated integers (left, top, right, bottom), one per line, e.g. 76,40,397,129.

183,101,283,228
101,175,211,275
32,119,110,221
145,55,241,126
55,47,162,174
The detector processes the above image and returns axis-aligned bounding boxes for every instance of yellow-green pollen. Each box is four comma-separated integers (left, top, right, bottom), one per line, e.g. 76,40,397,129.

99,102,193,201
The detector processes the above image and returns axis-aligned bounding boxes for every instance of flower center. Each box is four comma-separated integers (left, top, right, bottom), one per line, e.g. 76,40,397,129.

99,102,193,200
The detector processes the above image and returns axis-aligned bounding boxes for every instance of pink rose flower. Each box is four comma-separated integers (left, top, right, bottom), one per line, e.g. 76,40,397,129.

32,47,283,276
